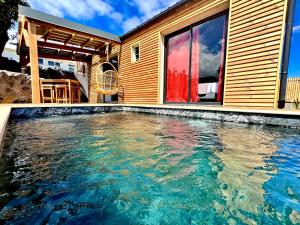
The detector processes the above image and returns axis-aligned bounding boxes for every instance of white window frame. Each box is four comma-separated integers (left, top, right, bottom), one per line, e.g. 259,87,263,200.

131,42,140,63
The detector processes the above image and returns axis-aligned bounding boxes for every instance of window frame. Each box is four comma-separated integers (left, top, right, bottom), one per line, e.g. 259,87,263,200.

68,64,75,72
163,10,229,105
131,42,140,63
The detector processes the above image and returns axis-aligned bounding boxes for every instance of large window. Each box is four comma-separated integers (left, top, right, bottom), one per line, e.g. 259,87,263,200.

165,13,228,104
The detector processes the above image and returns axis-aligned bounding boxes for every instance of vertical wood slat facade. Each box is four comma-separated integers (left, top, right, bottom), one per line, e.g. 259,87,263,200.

223,0,288,108
286,78,300,102
117,0,288,108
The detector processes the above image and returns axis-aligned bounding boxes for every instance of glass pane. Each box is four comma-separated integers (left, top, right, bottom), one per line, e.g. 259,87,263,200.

286,0,300,105
48,61,54,66
166,30,190,103
191,14,227,102
38,58,43,65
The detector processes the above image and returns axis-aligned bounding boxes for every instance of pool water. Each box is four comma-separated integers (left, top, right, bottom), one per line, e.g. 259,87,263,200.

0,112,300,225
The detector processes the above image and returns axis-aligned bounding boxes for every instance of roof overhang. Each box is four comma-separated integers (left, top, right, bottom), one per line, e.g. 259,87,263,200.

18,5,121,64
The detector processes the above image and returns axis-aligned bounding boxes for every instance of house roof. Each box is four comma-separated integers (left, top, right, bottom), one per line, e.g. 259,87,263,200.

18,5,120,43
120,0,188,39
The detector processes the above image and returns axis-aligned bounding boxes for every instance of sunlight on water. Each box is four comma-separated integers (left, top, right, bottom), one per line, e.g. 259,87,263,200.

0,112,299,224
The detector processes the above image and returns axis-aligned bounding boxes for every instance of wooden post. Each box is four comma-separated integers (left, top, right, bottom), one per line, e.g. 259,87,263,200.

28,22,41,104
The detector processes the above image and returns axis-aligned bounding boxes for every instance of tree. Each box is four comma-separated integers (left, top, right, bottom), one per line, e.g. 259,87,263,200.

0,0,29,58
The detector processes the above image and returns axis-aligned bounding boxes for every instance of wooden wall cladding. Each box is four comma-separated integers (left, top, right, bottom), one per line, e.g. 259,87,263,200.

223,0,288,108
119,0,229,104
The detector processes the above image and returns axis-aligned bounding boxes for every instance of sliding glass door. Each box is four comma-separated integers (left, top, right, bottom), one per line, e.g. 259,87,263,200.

166,29,190,103
165,13,228,104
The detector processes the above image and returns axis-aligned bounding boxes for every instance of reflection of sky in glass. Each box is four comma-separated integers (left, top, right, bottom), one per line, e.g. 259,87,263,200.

198,16,225,54
288,0,300,78
193,15,226,77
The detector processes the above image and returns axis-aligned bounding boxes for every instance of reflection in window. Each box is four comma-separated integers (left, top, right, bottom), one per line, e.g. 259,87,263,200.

69,64,75,73
131,43,140,62
48,61,54,66
191,15,227,102
38,58,43,65
166,30,190,103
165,13,227,103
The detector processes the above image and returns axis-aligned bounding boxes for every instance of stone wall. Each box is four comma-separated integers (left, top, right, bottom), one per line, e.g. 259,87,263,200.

8,105,300,129
0,70,32,103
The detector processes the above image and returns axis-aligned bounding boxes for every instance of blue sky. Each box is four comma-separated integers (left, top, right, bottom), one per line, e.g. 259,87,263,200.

288,0,300,78
26,0,179,35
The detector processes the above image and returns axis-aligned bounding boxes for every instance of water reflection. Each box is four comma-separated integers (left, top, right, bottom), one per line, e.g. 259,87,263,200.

0,113,299,224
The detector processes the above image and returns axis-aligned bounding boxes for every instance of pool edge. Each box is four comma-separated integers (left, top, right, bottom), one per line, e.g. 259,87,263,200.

3,105,299,129
0,106,11,157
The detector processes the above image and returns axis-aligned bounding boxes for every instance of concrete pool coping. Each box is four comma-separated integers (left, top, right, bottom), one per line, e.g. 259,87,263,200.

0,106,11,156
1,103,300,153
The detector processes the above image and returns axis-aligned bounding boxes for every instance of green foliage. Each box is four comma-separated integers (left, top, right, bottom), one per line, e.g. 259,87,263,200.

0,0,29,55
292,99,300,110
0,0,29,30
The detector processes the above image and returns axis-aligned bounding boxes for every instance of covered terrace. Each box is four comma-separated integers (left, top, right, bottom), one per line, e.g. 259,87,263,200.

17,5,121,104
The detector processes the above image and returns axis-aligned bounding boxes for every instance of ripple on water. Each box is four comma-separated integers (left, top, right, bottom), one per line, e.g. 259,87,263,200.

0,112,300,224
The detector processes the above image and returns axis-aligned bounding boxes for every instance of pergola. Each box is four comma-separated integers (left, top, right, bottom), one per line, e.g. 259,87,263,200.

17,6,121,104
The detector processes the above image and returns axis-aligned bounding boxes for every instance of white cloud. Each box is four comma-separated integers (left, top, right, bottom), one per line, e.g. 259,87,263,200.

122,17,142,32
293,25,300,33
28,0,123,22
132,0,179,22
120,0,179,32
21,0,181,34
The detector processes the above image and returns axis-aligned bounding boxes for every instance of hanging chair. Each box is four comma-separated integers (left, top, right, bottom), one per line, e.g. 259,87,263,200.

95,43,120,95
95,61,119,95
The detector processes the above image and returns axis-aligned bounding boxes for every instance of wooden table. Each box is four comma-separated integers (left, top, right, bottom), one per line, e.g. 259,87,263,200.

40,79,81,103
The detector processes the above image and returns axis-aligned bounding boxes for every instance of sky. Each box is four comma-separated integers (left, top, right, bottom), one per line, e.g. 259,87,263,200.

5,0,179,58
288,0,300,78
24,0,179,35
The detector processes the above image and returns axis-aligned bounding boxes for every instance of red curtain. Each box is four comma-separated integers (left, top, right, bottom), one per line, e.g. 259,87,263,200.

190,28,200,103
217,19,227,102
166,31,190,103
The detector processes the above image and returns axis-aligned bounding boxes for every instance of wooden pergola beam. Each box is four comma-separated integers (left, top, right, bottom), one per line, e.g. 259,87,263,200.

27,18,121,45
43,28,52,42
64,33,76,45
17,16,26,54
38,53,89,62
95,43,106,51
81,38,93,48
37,41,98,55
28,22,41,104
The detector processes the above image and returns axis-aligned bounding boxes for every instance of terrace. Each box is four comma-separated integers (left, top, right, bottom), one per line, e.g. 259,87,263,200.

17,6,121,104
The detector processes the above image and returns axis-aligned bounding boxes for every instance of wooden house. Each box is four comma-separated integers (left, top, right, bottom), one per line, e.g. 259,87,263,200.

18,0,295,109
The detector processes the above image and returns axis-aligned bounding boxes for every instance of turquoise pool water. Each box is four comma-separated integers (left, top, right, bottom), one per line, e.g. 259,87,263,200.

0,112,299,224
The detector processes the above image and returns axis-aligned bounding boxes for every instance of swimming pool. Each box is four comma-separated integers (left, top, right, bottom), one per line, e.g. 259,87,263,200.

0,112,299,224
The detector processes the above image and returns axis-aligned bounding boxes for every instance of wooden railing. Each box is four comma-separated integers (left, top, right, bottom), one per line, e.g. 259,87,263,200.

286,78,300,102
